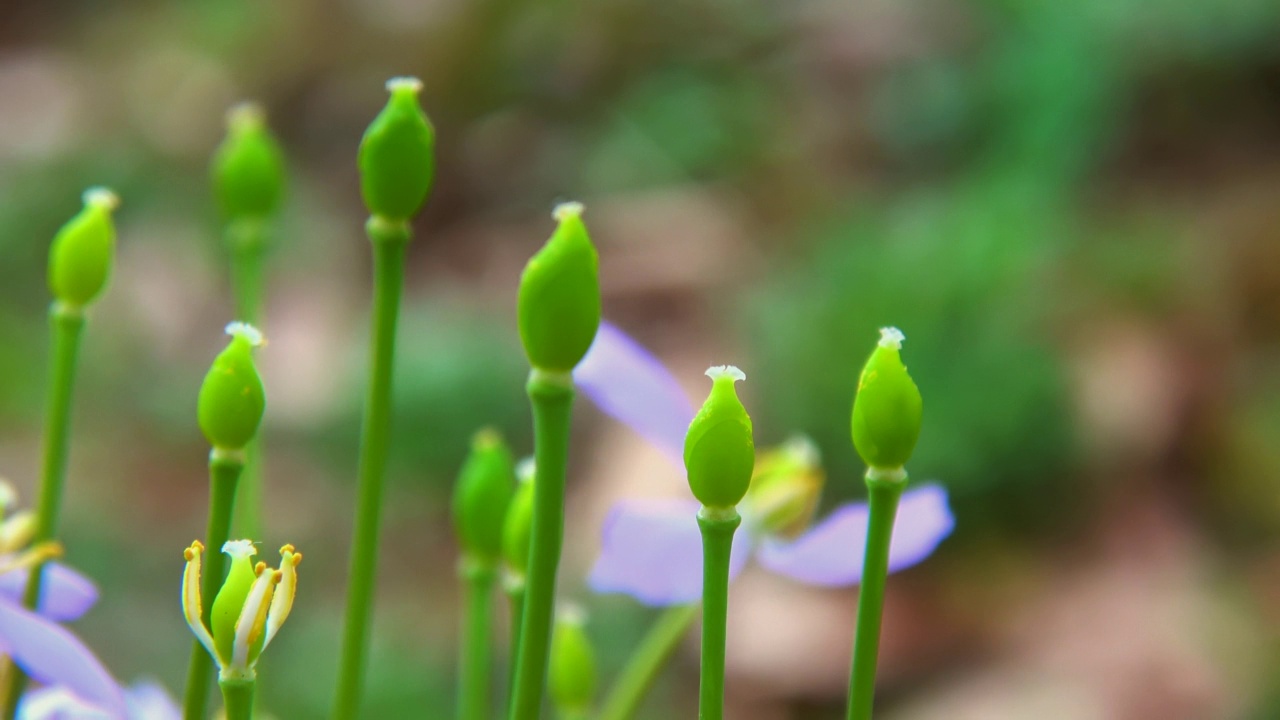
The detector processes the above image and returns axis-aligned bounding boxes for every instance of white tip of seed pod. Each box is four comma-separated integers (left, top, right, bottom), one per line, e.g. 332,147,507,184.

878,327,905,350
82,187,120,212
225,321,265,347
226,101,266,130
553,201,584,223
386,76,423,94
222,539,257,560
705,365,746,383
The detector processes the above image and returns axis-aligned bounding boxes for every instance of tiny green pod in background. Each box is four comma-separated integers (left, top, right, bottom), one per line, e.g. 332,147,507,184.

197,323,267,453
47,188,119,310
358,77,436,224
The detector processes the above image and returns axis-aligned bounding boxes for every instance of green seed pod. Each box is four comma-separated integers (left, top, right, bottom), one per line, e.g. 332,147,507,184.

549,607,597,715
357,77,435,222
850,327,922,470
197,323,266,451
47,188,119,309
516,203,602,373
212,103,286,221
452,428,516,563
684,366,755,509
501,459,535,578
210,540,262,664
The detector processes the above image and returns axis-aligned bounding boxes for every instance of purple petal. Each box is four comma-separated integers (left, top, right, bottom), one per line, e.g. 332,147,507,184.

123,679,180,720
0,597,125,717
588,500,753,606
0,561,99,622
17,686,113,719
574,322,695,463
757,482,954,586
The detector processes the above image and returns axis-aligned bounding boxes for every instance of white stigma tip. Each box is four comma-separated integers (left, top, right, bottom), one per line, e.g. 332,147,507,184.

783,435,821,467
557,603,587,626
225,321,265,347
705,365,746,383
227,102,266,130
878,327,905,349
82,187,120,212
516,457,536,484
386,76,423,94
0,480,16,511
552,201,584,222
222,539,257,559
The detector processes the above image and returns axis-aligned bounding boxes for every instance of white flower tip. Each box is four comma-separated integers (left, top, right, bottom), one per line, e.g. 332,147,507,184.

225,321,265,347
222,539,257,560
552,201,584,222
83,187,120,212
516,457,536,484
557,602,587,627
878,327,905,350
386,76,423,94
0,480,16,512
227,102,266,131
705,365,746,383
783,434,821,467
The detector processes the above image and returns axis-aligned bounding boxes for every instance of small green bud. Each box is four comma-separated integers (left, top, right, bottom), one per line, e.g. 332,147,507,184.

501,458,535,579
517,203,602,373
48,187,119,308
197,322,266,451
549,607,597,715
212,103,286,220
684,366,755,509
452,428,516,563
358,77,435,222
850,327,922,470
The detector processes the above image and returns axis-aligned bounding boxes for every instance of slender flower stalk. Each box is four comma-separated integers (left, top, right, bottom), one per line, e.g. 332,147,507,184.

452,430,515,720
845,469,905,720
3,189,119,718
333,77,434,720
844,328,923,720
598,604,699,720
500,459,533,714
508,201,600,720
685,365,754,720
182,322,267,720
696,510,738,720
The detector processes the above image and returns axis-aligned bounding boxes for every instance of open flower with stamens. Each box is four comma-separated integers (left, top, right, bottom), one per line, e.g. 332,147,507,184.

574,322,955,606
182,540,301,681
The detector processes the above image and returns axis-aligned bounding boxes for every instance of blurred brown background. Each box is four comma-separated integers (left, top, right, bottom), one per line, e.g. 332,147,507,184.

1,0,1280,717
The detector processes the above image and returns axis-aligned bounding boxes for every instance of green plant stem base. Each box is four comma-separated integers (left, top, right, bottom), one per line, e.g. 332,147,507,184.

220,678,256,720
459,561,497,720
508,372,574,720
181,451,245,720
332,218,410,720
600,604,700,720
845,468,906,720
1,305,85,719
505,580,526,716
697,508,740,720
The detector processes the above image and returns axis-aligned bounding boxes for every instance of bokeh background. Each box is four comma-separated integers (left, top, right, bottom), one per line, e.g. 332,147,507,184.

1,0,1279,717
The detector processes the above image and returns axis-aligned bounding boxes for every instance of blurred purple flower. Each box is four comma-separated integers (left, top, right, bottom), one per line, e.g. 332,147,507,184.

0,484,125,717
20,679,178,720
574,321,955,606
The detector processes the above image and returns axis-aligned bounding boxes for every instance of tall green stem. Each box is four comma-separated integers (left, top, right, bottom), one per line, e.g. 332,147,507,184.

332,218,410,720
227,220,266,541
845,469,906,720
0,305,85,718
219,679,255,720
504,579,525,715
508,373,573,720
182,452,246,720
696,509,739,720
599,604,700,720
459,561,497,720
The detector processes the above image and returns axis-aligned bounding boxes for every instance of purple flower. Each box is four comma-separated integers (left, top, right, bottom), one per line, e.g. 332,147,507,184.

20,679,179,720
0,484,125,717
574,321,955,606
